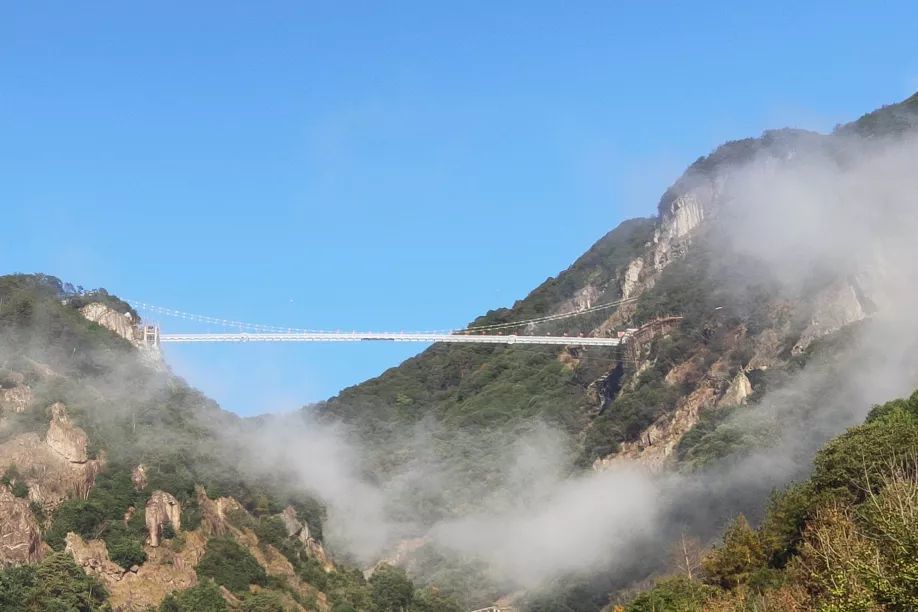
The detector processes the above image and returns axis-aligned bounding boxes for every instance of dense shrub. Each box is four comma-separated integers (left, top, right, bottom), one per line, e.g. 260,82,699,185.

107,531,148,568
1,464,23,491
0,552,109,611
45,466,150,571
196,537,267,595
626,389,918,610
160,579,227,611
369,565,414,612
624,577,715,612
241,590,285,611
701,515,766,589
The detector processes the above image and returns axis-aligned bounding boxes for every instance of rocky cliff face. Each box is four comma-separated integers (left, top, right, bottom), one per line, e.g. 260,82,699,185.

79,302,138,344
576,132,892,473
652,193,707,272
0,403,103,508
78,302,165,370
0,486,44,565
63,487,335,611
66,529,207,611
279,505,334,572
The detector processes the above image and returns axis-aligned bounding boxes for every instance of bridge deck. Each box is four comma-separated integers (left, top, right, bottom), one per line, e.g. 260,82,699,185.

158,332,624,346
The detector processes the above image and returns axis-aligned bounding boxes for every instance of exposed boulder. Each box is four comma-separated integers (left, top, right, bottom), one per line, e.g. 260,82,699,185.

45,403,89,463
65,532,126,580
717,371,753,407
79,302,137,344
131,464,148,491
145,491,181,547
0,486,44,565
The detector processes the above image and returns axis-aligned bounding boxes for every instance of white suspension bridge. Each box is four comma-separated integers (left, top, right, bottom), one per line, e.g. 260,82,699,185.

129,297,647,348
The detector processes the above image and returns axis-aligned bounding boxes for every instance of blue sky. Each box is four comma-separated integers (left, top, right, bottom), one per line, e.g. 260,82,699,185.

2,2,916,415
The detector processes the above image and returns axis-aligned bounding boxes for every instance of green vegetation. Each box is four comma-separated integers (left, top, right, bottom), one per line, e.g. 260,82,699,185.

580,240,786,465
196,537,268,595
841,91,918,137
362,564,463,612
0,552,108,611
45,467,149,568
624,390,918,611
2,464,29,498
160,579,227,611
625,577,715,612
240,590,285,611
318,219,655,518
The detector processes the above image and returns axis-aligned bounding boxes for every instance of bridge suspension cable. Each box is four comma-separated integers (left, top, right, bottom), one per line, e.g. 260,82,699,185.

461,296,638,333
129,295,638,337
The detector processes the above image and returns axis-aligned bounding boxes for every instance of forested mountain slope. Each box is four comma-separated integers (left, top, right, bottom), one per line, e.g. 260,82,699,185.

624,389,918,611
310,92,918,609
320,95,918,478
0,274,462,611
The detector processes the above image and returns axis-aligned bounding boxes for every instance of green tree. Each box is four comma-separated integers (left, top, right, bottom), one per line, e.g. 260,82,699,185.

196,537,267,595
702,514,766,589
625,577,714,612
369,565,414,612
160,579,227,611
108,535,147,569
23,551,108,611
241,590,285,611
0,565,38,610
409,587,463,612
